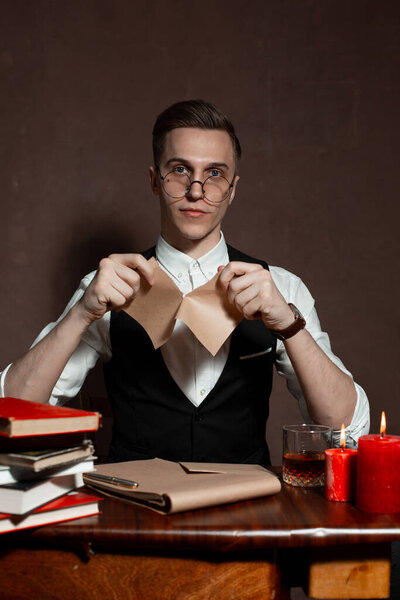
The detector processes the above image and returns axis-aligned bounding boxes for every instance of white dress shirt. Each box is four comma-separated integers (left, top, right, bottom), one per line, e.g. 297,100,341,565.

0,233,369,446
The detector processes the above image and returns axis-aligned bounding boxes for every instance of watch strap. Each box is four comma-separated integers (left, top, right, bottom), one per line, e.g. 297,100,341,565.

270,303,306,341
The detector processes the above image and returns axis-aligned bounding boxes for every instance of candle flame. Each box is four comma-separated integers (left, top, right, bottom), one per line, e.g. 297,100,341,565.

380,411,386,437
340,423,346,449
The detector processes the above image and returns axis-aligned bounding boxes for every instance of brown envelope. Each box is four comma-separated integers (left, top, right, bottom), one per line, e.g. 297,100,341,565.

123,257,243,356
83,458,281,514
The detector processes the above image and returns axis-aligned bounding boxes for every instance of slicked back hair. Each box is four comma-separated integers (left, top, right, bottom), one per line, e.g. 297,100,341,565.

152,99,242,168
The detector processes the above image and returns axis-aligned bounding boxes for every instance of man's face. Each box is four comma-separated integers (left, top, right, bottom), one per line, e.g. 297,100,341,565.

150,127,239,256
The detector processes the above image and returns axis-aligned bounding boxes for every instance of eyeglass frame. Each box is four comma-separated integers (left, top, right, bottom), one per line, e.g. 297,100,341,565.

157,168,236,204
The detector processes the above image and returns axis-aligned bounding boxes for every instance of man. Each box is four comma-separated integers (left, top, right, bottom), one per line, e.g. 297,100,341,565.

0,100,369,464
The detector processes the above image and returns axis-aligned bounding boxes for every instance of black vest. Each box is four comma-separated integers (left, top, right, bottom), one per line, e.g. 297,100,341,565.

103,245,277,466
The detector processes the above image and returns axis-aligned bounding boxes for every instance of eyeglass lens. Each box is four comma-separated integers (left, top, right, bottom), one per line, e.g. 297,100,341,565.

162,172,230,204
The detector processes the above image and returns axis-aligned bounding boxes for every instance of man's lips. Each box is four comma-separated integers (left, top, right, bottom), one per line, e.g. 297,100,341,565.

180,207,209,217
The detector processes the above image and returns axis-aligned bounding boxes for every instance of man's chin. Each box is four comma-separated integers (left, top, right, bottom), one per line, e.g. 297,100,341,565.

173,221,214,240
163,223,221,251
180,227,217,242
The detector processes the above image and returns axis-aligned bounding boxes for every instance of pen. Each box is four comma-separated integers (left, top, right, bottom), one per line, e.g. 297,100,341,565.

87,473,139,489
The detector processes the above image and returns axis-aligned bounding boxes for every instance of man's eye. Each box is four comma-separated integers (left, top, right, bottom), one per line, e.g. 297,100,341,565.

174,166,188,174
210,169,222,177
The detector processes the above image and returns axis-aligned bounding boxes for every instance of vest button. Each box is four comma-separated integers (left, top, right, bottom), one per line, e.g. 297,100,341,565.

195,456,206,462
194,413,204,422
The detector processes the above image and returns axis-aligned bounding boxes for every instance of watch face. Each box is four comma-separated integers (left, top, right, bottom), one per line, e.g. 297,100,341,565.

289,303,302,320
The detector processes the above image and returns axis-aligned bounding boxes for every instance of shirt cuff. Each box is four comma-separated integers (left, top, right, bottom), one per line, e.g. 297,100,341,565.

332,382,370,448
0,363,12,397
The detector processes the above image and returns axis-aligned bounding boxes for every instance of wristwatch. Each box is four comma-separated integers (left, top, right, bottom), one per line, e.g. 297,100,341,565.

270,303,306,341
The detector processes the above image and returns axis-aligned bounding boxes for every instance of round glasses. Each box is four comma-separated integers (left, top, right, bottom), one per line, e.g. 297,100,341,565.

159,170,234,204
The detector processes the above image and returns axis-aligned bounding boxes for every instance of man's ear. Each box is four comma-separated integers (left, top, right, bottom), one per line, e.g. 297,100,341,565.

228,175,240,205
149,166,159,195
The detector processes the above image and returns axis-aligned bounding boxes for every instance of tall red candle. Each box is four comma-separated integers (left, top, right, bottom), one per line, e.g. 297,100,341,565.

325,424,357,502
356,412,400,514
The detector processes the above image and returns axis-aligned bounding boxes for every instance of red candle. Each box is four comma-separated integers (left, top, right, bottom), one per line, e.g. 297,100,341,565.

356,411,400,514
325,424,357,502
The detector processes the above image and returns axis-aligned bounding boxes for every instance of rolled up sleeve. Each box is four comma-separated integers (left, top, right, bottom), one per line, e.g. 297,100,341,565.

270,265,370,446
0,271,112,406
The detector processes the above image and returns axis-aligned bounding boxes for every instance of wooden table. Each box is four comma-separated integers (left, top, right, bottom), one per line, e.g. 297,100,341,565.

1,471,400,600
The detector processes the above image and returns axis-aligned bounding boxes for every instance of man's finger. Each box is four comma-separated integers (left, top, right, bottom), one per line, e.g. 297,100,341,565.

97,287,129,312
218,261,263,289
109,277,137,302
228,282,258,309
109,253,155,286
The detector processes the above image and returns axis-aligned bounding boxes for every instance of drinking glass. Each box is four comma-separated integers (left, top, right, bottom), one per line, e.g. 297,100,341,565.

282,424,332,487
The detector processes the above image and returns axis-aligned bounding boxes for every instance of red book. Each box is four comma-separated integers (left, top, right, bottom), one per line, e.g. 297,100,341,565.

0,397,101,438
0,490,101,534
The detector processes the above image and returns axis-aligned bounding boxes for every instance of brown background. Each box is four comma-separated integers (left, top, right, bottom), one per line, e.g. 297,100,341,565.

1,0,399,464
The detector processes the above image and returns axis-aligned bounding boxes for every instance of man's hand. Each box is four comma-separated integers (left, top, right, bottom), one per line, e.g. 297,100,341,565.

218,261,294,331
78,254,155,324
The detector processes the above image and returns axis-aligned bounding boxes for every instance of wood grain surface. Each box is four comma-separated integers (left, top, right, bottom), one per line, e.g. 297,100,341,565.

0,546,286,600
0,474,398,599
2,474,398,553
308,544,391,599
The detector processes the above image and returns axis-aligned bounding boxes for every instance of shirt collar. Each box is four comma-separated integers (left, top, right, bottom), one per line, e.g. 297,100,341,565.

155,233,229,282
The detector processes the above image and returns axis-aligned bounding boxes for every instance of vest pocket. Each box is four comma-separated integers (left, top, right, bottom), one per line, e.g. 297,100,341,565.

239,347,273,360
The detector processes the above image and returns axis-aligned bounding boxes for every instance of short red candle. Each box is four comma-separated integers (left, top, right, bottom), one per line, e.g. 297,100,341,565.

325,448,357,502
356,433,400,513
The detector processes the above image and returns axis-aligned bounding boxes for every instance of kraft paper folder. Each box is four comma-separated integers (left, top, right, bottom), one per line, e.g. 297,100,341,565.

83,458,281,514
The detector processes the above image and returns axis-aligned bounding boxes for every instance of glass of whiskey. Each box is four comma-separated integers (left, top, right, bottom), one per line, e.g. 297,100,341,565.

282,424,332,487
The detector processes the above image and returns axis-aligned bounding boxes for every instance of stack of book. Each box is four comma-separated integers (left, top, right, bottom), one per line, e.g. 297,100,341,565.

0,397,102,533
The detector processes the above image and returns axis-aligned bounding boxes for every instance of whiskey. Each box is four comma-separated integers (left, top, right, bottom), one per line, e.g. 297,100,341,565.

283,451,326,487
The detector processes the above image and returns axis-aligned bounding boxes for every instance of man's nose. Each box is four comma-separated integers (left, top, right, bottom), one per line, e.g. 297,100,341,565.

187,180,204,200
